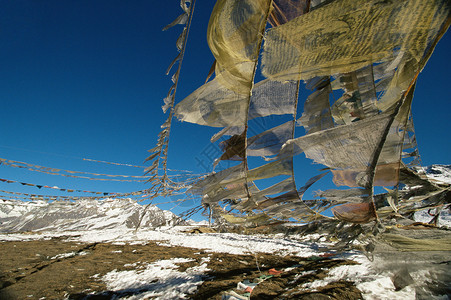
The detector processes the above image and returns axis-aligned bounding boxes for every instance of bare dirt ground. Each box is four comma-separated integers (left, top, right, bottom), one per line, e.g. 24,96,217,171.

0,236,361,299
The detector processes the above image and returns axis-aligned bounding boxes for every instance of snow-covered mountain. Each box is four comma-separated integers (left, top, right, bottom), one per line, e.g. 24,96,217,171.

0,198,184,233
422,164,451,185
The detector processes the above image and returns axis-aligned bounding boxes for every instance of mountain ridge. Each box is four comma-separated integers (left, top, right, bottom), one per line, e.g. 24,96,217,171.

0,198,183,233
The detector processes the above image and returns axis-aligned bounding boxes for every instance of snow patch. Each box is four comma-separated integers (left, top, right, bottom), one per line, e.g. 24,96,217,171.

101,258,209,299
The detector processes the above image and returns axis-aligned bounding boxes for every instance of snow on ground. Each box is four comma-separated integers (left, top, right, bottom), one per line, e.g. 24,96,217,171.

101,257,210,300
299,254,418,299
0,226,328,257
414,208,451,228
1,226,445,299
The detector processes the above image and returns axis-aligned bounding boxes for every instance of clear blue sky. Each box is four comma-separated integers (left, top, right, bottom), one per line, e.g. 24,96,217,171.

0,1,449,219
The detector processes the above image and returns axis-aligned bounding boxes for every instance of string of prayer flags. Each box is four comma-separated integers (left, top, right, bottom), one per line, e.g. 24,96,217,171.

0,177,117,196
144,0,197,189
82,158,146,168
0,157,154,182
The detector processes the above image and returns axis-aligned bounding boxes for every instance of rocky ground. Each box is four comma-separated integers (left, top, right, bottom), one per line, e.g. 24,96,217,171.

0,237,361,300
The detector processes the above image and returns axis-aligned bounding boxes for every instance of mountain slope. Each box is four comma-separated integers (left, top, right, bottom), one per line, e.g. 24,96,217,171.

0,198,183,233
